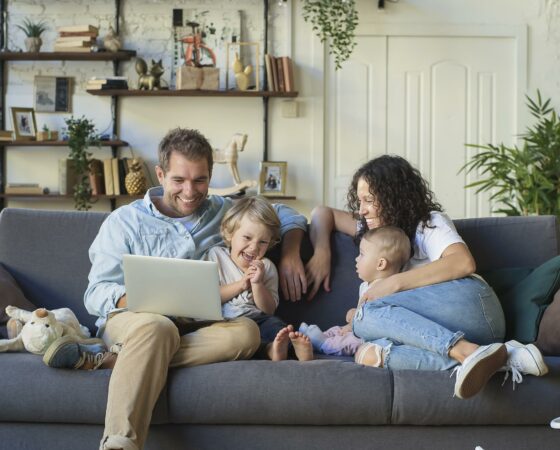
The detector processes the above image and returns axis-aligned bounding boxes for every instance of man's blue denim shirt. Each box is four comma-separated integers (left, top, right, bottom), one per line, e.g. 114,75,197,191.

84,186,308,334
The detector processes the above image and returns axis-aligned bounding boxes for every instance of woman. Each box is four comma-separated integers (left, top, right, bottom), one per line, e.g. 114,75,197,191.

306,155,547,399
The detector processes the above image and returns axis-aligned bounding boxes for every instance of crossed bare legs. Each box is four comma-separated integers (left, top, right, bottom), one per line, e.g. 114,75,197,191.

267,324,314,362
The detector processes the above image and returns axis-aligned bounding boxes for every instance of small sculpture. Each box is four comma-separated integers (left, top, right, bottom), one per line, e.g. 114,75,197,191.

209,133,257,197
136,57,165,90
103,26,122,53
125,159,147,195
232,53,252,91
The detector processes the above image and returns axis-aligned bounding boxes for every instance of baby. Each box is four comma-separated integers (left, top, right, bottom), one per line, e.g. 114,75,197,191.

300,226,411,357
206,196,312,361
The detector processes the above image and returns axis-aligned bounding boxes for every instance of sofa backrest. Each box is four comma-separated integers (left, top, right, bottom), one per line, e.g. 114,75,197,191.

0,208,108,332
277,215,560,329
0,208,558,333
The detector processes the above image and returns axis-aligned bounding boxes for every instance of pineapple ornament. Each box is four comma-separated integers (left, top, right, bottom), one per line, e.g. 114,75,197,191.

125,159,147,195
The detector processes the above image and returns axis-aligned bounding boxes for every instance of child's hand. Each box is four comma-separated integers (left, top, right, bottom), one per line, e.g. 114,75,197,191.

247,260,265,284
345,308,357,324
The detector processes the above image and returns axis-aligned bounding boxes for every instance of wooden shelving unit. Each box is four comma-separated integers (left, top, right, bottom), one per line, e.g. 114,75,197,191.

0,50,136,61
3,140,128,147
86,89,298,98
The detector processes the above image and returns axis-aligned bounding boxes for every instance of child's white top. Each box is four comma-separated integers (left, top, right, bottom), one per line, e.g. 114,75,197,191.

206,246,279,319
404,211,465,271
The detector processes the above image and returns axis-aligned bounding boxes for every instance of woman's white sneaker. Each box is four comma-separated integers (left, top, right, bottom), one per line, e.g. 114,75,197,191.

505,340,548,376
453,343,507,399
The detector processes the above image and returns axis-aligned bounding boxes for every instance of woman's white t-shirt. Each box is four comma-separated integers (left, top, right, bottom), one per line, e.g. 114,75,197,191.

403,211,465,271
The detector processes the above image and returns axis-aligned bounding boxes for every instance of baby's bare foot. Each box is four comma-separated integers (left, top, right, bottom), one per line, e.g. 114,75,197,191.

289,331,314,361
268,326,292,361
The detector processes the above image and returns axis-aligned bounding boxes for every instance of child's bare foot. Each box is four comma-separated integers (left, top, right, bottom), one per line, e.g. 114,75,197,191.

289,331,314,361
268,326,292,361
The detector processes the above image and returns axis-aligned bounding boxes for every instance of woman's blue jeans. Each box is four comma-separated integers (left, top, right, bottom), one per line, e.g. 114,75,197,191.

352,276,505,370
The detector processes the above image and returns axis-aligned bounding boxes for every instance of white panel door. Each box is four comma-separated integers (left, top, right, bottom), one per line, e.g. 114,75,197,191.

325,30,520,219
325,35,386,210
387,36,517,218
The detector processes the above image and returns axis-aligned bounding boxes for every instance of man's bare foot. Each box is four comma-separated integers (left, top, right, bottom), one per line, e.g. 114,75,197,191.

289,331,314,361
268,326,293,361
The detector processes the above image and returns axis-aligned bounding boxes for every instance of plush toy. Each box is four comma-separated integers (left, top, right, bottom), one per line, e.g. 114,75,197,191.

0,306,92,355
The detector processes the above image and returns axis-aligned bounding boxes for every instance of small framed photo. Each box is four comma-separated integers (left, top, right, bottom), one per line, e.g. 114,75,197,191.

258,161,287,197
34,76,72,113
10,107,37,141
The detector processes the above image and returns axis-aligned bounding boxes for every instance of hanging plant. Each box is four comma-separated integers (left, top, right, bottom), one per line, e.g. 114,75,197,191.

302,0,359,70
65,116,100,211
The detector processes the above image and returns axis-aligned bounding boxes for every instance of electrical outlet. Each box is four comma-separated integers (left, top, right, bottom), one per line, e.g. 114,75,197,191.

282,100,298,118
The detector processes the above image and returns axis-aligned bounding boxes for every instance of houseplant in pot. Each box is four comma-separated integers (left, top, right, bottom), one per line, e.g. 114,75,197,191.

16,18,48,52
460,90,560,216
65,116,99,211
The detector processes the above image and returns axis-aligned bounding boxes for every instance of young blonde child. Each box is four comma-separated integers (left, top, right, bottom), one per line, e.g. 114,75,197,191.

300,226,411,361
206,196,313,361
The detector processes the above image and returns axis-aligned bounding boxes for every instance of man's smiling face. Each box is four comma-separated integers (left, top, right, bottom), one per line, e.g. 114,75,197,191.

155,151,210,218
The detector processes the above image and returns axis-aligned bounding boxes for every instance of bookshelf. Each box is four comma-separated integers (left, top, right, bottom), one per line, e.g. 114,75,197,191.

86,90,298,98
0,0,137,211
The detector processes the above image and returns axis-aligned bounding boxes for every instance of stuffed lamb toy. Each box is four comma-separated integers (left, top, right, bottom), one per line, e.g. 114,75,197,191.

0,306,91,355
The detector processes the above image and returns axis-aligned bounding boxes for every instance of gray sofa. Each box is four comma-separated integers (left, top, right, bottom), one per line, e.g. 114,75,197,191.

0,207,559,450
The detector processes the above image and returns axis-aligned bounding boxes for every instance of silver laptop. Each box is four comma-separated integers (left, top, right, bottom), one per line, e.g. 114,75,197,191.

123,254,223,320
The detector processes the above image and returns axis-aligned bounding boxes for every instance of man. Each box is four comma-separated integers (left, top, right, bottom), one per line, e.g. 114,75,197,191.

44,128,308,450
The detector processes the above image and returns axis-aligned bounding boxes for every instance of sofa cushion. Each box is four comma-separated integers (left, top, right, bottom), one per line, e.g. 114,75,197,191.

499,255,560,343
479,267,532,297
535,289,560,356
0,353,168,424
167,359,392,425
0,263,36,338
391,357,560,425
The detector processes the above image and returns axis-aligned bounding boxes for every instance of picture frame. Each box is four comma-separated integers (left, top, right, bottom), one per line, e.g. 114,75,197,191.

258,161,287,197
10,107,37,141
226,41,260,91
34,76,72,113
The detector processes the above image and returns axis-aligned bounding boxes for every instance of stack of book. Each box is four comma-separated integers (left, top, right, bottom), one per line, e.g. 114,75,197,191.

86,76,129,91
0,130,13,142
264,54,295,93
54,25,99,53
5,183,45,195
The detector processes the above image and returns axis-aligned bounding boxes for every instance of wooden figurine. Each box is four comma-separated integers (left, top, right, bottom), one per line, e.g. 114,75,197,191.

209,133,257,196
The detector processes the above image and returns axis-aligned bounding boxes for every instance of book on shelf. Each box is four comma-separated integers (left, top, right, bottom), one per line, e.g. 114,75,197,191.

86,80,129,90
53,46,93,53
58,159,79,196
0,130,13,141
59,31,98,38
54,40,94,48
55,36,95,45
57,25,99,34
5,183,44,195
276,57,285,92
89,159,105,196
281,56,295,92
264,54,275,92
111,158,121,195
270,55,279,92
89,76,128,81
103,158,114,195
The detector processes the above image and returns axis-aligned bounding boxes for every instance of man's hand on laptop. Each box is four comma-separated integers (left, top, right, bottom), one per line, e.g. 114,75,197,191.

117,295,127,308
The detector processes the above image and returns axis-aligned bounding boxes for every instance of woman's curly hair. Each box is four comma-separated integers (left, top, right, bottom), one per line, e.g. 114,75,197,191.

347,155,442,242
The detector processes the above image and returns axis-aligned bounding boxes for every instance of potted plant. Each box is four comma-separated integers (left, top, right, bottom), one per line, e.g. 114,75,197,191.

302,0,359,70
460,91,560,216
65,116,99,211
16,18,48,52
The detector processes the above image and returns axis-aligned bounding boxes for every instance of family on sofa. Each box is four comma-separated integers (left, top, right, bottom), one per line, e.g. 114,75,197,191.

27,127,547,450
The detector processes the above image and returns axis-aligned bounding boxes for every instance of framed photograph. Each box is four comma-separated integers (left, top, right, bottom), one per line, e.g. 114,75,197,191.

34,76,72,113
258,161,287,197
10,107,37,141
